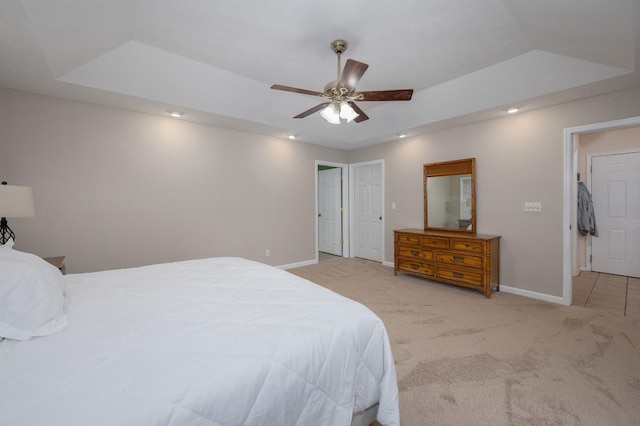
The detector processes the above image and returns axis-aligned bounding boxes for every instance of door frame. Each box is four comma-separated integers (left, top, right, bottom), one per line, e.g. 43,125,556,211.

562,115,640,305
586,148,640,273
315,161,349,261
349,159,385,262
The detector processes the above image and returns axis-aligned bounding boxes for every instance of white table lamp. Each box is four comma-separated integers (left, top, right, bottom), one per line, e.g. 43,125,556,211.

0,181,35,244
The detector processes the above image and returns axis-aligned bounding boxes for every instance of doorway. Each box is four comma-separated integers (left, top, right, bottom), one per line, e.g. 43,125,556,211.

563,116,640,305
316,161,348,261
318,166,343,257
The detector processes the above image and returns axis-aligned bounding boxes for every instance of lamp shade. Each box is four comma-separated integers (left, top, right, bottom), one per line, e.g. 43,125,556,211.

339,102,359,122
320,105,341,124
0,185,35,217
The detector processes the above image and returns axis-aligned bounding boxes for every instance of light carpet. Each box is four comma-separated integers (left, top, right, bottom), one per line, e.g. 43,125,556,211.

289,257,640,426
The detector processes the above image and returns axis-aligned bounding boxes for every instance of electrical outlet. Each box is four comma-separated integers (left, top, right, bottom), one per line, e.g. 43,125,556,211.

524,202,542,212
265,249,270,257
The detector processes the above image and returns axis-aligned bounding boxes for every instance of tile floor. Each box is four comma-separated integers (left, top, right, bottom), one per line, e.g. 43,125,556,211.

573,271,640,318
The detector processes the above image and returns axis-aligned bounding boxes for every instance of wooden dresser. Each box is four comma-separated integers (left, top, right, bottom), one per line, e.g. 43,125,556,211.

394,229,500,298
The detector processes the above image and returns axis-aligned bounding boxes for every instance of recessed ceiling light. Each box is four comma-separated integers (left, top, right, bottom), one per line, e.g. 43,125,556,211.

167,110,184,118
288,134,296,140
397,133,407,139
505,106,520,114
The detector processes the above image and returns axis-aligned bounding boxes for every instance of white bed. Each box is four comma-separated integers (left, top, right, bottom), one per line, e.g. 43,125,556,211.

0,252,399,425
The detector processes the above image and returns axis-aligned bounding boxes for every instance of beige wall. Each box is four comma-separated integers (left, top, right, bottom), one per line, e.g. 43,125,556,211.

575,126,640,269
3,85,640,298
348,86,640,297
0,88,347,273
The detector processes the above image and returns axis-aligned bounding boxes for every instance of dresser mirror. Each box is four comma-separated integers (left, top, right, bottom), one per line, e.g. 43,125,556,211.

424,158,476,233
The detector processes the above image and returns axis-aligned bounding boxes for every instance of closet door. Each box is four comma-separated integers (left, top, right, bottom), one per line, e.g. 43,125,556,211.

591,152,640,277
354,163,382,262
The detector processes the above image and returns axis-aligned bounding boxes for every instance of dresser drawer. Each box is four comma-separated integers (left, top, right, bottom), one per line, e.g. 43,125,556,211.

396,232,421,245
437,266,483,287
450,238,485,253
437,252,483,269
397,246,433,261
398,259,434,276
421,236,450,249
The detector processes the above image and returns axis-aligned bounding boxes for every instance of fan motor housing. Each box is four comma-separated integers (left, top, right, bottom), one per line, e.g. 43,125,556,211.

324,80,338,95
331,40,348,55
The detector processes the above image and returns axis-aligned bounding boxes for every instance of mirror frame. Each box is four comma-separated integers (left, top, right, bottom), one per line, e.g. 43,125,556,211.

423,158,476,233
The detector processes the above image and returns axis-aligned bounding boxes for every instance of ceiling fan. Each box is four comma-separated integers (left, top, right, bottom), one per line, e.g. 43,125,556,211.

271,40,413,124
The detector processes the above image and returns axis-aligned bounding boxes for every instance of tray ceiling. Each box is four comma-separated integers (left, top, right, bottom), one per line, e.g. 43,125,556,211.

1,0,638,149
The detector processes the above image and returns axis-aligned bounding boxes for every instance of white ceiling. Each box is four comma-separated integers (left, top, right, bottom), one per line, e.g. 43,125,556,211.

1,0,639,150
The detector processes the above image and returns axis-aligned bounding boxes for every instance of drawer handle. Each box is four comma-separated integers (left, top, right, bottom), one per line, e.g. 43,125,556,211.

411,250,420,256
432,240,438,244
411,263,421,270
453,272,465,278
452,256,465,262
465,244,471,248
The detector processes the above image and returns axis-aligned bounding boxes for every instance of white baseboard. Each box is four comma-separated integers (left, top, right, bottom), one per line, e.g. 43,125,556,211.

278,259,318,270
500,285,567,305
382,260,394,268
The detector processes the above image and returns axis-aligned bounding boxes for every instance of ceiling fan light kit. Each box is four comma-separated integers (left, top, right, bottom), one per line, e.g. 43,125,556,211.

271,39,413,124
320,104,341,124
320,101,359,124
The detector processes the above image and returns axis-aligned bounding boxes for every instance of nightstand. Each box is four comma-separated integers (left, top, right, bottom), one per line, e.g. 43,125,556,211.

43,256,66,275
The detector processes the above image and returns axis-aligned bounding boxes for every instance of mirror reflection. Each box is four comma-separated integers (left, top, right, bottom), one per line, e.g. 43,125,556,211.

426,174,472,230
424,158,476,233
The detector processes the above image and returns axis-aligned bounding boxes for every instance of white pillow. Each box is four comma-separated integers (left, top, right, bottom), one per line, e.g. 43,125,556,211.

0,240,68,341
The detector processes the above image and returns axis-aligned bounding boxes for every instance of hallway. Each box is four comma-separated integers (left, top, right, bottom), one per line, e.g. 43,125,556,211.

573,271,640,319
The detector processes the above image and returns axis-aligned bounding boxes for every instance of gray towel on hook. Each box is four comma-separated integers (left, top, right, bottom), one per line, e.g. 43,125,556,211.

577,182,598,237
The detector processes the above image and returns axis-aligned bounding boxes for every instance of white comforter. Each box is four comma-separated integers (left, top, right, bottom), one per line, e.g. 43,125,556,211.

0,257,399,425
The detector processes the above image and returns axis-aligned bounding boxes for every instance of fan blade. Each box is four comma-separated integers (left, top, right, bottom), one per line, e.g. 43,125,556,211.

293,102,331,119
271,84,324,97
358,89,413,101
347,101,369,123
337,59,369,92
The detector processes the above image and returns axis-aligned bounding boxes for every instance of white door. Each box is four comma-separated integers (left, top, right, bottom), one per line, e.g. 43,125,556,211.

591,152,640,277
318,168,342,256
354,163,382,262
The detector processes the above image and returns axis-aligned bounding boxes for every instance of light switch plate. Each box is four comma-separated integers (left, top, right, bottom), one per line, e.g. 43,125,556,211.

524,202,542,212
